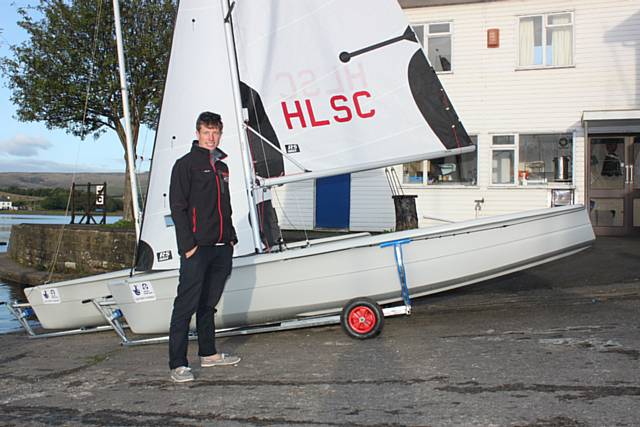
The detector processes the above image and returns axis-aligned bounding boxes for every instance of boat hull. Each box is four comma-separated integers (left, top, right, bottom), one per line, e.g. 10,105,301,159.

23,269,130,330
110,205,595,335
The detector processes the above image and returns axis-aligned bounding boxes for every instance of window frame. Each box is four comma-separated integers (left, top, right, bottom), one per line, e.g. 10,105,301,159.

490,134,518,186
516,11,575,70
489,132,576,187
410,21,454,74
518,132,576,186
401,135,479,188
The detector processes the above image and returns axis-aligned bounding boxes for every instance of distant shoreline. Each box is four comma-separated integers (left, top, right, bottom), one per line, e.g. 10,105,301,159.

0,210,124,216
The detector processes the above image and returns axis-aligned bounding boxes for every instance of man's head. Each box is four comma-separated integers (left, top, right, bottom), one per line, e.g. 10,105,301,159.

196,111,223,152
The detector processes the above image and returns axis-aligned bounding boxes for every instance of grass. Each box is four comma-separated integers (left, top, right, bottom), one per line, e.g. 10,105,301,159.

100,219,135,229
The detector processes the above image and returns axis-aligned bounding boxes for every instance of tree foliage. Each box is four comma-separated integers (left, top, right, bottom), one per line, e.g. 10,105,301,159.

1,0,177,219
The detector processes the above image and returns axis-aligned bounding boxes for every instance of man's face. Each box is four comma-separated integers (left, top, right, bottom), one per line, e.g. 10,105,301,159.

196,125,222,151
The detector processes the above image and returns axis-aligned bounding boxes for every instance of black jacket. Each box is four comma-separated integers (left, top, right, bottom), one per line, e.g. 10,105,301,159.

170,141,237,255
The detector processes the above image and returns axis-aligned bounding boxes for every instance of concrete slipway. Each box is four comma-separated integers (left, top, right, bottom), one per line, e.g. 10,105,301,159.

0,237,638,426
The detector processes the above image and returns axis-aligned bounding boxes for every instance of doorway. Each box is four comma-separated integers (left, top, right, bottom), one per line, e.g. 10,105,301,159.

589,135,640,235
315,174,351,229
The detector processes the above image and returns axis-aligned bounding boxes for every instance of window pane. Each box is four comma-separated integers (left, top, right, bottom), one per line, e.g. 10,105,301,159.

519,16,543,66
492,150,514,184
590,198,624,227
548,13,571,25
590,138,625,190
519,134,572,184
428,36,451,72
411,25,424,46
492,135,515,145
546,27,572,66
403,161,424,184
428,23,450,34
430,136,477,185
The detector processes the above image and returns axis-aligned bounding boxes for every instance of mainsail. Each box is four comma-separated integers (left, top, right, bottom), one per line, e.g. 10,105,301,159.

233,0,474,187
137,0,475,270
136,0,255,270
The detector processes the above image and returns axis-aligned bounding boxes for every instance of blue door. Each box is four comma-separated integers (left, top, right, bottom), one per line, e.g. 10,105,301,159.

315,174,351,229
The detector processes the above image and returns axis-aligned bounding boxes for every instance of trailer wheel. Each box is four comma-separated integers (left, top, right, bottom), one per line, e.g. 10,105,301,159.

341,298,384,339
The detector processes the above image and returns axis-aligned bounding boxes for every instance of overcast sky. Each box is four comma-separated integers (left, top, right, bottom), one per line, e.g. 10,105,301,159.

0,1,154,173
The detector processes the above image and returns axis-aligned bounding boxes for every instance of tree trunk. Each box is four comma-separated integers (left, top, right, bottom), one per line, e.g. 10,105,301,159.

115,119,139,223
122,157,134,222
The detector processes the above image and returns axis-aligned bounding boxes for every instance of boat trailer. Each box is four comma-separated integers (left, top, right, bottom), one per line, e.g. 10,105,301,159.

2,238,414,344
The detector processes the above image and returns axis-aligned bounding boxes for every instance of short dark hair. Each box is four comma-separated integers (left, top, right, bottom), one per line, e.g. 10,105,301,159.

196,111,223,131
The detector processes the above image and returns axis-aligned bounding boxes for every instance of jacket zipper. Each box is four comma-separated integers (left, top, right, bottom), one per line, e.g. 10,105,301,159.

192,207,197,233
211,159,224,242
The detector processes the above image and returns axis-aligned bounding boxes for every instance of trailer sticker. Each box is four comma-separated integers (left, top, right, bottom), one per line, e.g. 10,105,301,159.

129,281,157,303
41,288,61,304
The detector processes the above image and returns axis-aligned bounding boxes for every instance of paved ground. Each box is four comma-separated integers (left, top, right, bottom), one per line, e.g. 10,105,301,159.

0,237,638,426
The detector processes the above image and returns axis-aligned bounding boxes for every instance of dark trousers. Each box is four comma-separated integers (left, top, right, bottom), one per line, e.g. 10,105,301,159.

168,244,233,369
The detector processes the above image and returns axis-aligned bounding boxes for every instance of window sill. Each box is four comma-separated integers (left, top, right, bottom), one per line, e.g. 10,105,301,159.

515,65,575,71
402,184,479,189
488,183,575,189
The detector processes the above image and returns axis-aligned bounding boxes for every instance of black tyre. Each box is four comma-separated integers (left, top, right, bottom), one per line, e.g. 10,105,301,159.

340,297,384,339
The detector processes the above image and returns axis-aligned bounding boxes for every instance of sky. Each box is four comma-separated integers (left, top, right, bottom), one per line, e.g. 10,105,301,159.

0,1,154,173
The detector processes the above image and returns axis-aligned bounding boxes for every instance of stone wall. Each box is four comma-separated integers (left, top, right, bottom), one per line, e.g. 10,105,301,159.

8,224,136,274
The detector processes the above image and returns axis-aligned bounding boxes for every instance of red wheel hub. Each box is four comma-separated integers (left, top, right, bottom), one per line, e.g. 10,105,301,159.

347,305,376,334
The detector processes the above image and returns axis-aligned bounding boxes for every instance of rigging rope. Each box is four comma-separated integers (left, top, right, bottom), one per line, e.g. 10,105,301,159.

46,0,105,283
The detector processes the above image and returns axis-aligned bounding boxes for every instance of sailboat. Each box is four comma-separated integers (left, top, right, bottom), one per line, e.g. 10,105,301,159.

104,0,594,339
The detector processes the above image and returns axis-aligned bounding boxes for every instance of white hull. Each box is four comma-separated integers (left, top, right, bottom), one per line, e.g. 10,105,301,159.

23,269,130,330
109,205,594,335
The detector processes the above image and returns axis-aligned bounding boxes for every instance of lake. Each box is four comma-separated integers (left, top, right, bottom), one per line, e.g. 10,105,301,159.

0,213,121,333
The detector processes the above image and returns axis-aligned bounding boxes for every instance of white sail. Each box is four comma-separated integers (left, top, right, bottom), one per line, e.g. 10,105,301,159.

137,0,255,270
232,0,474,186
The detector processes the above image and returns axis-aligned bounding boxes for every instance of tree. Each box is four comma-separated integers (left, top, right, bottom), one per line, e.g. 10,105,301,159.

2,0,176,221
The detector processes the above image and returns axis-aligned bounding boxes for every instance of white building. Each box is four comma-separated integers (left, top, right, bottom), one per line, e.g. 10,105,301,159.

272,0,640,237
0,197,12,210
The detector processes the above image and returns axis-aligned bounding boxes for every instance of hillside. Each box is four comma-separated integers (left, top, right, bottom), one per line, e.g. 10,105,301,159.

0,172,149,197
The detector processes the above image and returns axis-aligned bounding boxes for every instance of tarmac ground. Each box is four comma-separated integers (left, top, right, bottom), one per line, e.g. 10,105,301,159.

0,236,638,426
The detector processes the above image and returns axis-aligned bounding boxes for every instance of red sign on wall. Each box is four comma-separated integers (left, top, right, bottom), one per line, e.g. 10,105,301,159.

487,28,500,48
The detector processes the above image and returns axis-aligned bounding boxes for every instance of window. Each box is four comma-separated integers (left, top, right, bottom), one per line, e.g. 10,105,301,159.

411,22,452,72
519,134,573,184
518,12,573,67
491,135,516,185
403,161,424,184
402,136,478,185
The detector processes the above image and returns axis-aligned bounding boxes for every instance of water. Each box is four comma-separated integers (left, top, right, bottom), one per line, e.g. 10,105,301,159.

0,214,122,333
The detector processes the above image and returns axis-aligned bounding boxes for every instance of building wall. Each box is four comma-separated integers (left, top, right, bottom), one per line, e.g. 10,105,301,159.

274,0,639,231
398,0,639,225
271,170,396,231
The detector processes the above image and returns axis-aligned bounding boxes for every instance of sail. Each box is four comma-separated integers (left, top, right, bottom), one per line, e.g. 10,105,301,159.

232,0,474,186
136,0,255,270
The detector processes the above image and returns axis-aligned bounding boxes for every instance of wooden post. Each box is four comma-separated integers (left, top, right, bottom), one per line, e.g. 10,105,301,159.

70,183,76,224
101,182,107,225
392,195,418,231
86,183,91,224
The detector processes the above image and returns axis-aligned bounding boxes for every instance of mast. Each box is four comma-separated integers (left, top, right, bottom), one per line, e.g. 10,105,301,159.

221,0,263,254
112,0,141,239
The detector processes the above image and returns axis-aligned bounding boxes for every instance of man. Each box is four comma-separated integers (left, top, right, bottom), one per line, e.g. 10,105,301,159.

168,111,240,383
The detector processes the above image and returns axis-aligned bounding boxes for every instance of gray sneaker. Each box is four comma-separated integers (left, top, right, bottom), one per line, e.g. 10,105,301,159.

200,353,241,367
170,366,194,383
